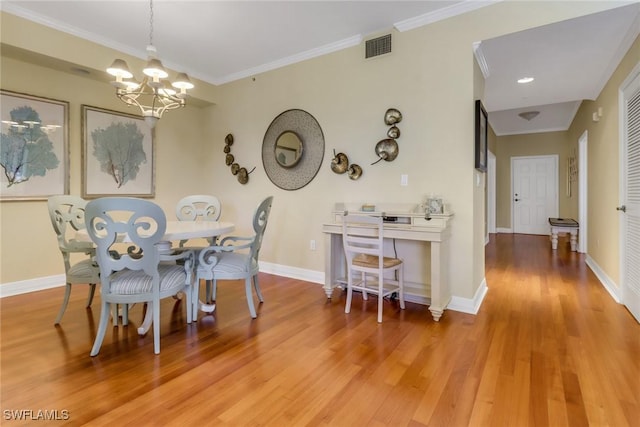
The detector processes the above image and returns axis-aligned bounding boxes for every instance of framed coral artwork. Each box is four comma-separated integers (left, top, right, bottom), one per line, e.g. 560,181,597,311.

81,105,154,198
0,90,69,201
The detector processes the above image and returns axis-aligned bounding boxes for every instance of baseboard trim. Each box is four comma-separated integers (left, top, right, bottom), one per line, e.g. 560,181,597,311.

0,274,65,298
496,227,513,233
448,278,488,314
258,261,324,285
1,264,484,317
585,255,621,303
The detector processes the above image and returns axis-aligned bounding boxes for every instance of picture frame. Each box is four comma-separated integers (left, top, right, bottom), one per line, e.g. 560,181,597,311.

82,105,155,198
475,99,488,172
0,90,69,201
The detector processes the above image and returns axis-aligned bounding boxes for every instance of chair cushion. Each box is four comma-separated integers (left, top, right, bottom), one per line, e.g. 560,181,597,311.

353,253,402,268
108,264,187,295
68,258,99,278
199,252,257,276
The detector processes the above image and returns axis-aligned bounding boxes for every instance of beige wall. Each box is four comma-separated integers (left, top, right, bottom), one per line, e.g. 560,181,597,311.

567,35,640,286
495,131,573,229
0,2,629,303
0,56,210,283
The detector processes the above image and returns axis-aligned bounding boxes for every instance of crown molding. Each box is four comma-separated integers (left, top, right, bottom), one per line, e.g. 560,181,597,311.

214,34,362,85
473,41,490,78
394,0,502,32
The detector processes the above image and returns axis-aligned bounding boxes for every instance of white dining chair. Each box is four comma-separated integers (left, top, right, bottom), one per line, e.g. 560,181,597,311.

196,196,273,318
85,197,196,356
47,195,101,325
342,213,405,323
175,195,222,304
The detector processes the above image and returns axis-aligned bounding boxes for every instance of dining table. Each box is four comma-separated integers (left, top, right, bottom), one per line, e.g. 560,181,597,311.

75,220,235,334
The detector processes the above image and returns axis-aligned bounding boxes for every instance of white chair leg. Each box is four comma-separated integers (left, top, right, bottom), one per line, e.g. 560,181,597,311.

253,274,264,302
153,299,161,354
377,277,384,323
345,272,353,314
86,283,96,307
54,283,72,325
245,277,257,318
361,272,368,300
90,302,111,356
399,267,405,310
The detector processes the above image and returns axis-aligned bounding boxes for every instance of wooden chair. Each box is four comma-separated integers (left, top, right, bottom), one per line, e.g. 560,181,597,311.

342,213,405,323
85,197,195,356
196,196,273,318
47,195,101,325
175,194,222,305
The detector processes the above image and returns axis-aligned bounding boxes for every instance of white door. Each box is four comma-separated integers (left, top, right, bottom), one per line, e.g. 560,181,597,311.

620,63,640,323
512,156,558,235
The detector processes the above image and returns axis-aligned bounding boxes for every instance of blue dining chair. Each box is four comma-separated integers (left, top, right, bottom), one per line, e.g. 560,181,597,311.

85,197,196,356
196,196,273,318
47,195,101,325
175,195,222,304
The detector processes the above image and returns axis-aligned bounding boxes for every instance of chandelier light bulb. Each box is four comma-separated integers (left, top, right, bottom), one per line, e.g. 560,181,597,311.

106,59,133,79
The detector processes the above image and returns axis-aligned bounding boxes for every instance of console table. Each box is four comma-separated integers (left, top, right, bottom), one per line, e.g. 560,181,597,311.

322,203,453,321
548,217,579,251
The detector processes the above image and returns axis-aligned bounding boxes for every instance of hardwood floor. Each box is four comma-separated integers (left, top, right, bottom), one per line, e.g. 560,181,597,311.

1,234,638,426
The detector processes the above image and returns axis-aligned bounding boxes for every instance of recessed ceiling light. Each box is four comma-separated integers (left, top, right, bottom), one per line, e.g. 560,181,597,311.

517,77,534,84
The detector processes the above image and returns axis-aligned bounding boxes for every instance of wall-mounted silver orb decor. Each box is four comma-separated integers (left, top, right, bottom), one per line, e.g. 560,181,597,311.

330,150,349,174
347,164,363,180
329,149,362,180
384,108,403,125
224,133,255,185
372,108,403,165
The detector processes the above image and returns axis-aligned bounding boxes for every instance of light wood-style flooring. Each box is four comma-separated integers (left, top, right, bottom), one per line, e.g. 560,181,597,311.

1,234,638,426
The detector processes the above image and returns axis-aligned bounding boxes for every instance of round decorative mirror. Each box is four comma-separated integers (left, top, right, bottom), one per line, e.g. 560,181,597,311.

262,109,324,191
274,131,303,168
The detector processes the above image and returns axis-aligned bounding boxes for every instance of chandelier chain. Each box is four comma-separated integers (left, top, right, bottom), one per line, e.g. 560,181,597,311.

148,0,154,47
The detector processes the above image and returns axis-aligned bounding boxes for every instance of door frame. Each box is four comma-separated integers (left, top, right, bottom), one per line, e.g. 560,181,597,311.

578,131,588,253
511,154,559,234
487,150,496,243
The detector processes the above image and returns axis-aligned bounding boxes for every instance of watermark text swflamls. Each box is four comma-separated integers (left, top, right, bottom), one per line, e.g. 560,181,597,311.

3,409,70,421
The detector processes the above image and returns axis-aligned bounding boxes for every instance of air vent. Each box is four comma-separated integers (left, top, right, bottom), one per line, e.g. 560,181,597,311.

365,34,392,59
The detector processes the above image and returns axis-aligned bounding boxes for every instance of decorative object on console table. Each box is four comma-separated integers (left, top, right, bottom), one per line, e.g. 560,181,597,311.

223,133,255,185
427,197,443,214
81,105,154,198
1,90,69,201
475,99,488,172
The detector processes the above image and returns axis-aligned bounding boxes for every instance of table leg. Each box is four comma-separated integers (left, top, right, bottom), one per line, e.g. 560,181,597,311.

324,233,335,298
428,240,451,322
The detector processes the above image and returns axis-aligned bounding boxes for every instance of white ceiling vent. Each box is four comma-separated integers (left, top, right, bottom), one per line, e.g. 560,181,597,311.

365,34,392,59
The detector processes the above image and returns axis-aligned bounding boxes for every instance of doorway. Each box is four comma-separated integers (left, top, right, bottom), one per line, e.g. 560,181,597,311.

511,155,559,235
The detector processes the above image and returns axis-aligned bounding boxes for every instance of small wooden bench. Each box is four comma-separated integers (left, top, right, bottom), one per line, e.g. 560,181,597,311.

548,218,579,251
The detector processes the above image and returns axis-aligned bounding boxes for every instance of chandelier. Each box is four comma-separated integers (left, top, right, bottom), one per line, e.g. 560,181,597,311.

105,0,194,128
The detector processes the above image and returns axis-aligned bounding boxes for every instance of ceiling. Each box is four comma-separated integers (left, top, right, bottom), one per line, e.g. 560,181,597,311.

2,1,639,136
